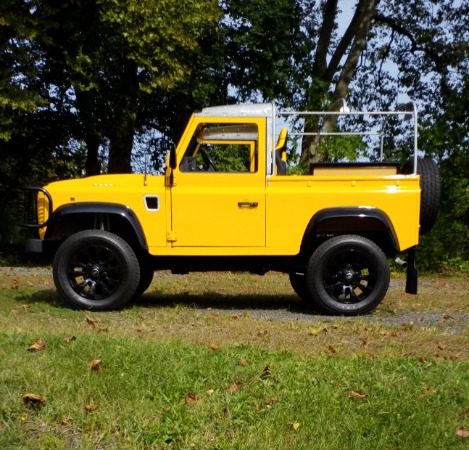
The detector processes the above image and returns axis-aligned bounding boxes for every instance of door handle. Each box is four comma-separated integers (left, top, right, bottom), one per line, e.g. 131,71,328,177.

238,202,258,208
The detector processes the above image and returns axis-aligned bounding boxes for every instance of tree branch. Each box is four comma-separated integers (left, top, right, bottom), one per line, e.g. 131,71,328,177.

327,4,364,79
374,13,447,73
313,0,339,76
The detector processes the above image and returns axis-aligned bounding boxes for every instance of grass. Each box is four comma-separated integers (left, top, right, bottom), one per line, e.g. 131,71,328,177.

1,269,469,449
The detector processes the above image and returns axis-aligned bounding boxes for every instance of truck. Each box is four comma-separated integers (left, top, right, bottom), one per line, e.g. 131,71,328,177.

21,102,440,315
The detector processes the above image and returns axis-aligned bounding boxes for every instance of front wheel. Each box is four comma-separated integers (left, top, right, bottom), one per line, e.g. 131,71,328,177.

53,230,140,311
306,235,390,316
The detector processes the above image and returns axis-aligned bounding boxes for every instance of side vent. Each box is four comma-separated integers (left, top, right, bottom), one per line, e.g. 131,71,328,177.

144,195,159,212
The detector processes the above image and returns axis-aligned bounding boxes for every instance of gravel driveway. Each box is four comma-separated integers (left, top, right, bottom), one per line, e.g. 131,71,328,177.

2,267,468,332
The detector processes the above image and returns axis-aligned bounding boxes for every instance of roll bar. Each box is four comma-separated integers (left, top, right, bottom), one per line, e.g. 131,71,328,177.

270,100,418,175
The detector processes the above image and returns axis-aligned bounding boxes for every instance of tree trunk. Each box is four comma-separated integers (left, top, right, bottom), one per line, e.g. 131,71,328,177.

301,0,379,164
107,63,139,174
75,90,103,176
84,132,101,176
107,112,136,173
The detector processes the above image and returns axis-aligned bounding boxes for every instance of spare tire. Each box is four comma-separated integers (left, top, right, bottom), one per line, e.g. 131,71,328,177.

402,157,440,234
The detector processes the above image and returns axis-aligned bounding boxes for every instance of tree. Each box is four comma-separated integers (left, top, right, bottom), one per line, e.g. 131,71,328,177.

28,0,219,174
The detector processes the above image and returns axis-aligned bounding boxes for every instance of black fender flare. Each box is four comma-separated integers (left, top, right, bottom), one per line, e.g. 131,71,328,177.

45,202,148,250
301,207,399,255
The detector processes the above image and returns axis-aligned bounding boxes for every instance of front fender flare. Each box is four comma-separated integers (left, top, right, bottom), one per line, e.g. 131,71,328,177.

46,202,148,250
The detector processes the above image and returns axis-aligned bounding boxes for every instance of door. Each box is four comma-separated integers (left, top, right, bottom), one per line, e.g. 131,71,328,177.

170,119,266,248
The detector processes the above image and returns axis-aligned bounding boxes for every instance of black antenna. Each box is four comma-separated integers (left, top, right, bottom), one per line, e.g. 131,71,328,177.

143,146,148,186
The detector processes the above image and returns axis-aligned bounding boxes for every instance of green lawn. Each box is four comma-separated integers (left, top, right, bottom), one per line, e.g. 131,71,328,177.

1,270,468,449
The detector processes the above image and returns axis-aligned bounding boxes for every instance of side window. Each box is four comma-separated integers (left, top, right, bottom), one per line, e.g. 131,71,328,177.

180,123,258,173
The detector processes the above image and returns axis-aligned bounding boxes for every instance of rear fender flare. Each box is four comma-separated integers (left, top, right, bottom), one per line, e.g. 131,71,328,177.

301,207,399,255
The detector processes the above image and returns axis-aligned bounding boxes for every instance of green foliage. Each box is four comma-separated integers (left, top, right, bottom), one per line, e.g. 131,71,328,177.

0,1,44,141
0,0,468,270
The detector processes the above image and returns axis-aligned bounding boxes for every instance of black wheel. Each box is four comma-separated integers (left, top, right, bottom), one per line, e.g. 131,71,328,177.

134,262,154,298
306,235,390,316
402,157,440,234
53,230,140,311
289,273,308,301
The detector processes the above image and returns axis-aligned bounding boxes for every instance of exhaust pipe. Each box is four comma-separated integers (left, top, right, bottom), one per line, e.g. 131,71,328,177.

394,257,408,269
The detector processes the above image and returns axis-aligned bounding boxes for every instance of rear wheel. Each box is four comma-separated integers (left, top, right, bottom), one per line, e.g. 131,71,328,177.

53,230,140,311
306,235,390,316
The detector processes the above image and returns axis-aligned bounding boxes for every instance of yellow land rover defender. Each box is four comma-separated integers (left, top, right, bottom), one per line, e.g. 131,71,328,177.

21,102,440,315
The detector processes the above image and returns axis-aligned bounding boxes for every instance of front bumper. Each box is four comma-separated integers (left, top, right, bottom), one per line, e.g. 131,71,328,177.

25,239,59,255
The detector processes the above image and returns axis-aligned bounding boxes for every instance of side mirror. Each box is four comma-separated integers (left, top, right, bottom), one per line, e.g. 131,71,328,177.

169,147,177,169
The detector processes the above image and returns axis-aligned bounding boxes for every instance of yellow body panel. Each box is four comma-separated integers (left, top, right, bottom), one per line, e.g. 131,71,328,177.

39,111,421,257
266,175,420,253
44,174,168,249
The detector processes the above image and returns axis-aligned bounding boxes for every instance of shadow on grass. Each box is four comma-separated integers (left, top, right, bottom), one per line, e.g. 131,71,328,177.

13,287,318,314
135,290,317,314
14,289,70,309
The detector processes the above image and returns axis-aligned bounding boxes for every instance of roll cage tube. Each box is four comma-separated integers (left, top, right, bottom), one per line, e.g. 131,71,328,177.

272,100,419,176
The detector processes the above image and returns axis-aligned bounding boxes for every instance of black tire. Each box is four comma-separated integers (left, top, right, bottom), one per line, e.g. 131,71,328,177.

53,230,140,311
305,235,390,316
134,262,154,298
402,157,440,234
289,273,308,301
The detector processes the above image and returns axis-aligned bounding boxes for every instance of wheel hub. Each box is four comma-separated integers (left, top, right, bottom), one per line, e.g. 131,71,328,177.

89,265,102,279
344,269,354,282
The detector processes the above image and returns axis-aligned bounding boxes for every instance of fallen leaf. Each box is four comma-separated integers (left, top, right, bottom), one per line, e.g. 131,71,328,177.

348,390,368,399
437,343,446,351
27,338,47,352
361,337,369,348
11,279,19,289
228,382,243,393
308,327,320,335
419,357,429,364
21,304,31,309
257,329,268,337
206,389,214,396
425,386,436,393
239,357,248,366
289,422,301,430
443,313,455,320
87,359,102,371
210,345,219,351
85,316,101,325
185,392,198,405
84,405,99,412
64,336,77,344
328,346,337,355
22,393,46,406
456,427,469,438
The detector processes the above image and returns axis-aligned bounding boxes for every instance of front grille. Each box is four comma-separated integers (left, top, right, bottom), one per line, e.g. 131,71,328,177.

18,187,52,229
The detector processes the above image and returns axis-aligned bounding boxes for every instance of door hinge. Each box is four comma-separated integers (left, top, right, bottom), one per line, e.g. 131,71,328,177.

167,230,178,242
